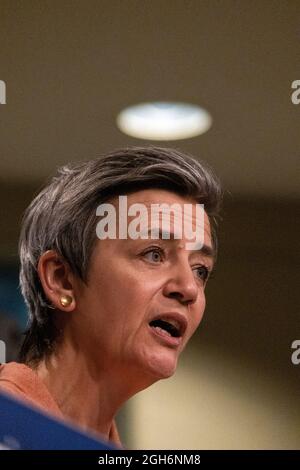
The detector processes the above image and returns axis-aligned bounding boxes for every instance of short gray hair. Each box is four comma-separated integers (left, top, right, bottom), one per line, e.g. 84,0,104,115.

19,146,222,364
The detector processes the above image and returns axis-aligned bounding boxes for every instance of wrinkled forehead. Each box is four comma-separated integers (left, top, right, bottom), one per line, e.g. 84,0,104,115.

101,189,213,251
110,189,209,224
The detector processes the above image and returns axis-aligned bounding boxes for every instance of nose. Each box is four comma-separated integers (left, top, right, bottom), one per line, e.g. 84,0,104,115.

162,260,199,306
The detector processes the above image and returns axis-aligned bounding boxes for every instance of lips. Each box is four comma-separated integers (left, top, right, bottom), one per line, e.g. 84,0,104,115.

148,312,188,339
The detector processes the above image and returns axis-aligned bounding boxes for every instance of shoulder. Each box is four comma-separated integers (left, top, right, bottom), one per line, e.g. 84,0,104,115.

0,362,32,396
0,362,63,419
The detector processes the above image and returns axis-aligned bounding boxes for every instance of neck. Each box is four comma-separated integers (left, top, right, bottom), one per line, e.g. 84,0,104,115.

32,337,155,445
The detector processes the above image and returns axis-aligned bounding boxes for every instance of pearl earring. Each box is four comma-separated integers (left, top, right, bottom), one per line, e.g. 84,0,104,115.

60,295,73,307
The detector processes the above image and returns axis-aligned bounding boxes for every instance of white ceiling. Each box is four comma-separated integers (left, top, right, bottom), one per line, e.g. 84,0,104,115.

0,1,299,198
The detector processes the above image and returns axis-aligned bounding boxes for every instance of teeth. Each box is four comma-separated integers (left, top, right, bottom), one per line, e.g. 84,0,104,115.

149,317,184,338
154,326,172,337
159,318,180,334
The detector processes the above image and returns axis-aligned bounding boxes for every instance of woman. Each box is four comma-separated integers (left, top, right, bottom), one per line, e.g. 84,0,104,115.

0,146,222,447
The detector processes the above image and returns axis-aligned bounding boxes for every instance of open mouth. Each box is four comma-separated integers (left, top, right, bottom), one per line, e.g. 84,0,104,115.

149,319,181,338
148,314,187,341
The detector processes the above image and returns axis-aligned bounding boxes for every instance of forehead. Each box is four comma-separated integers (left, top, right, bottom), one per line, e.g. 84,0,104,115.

109,188,212,243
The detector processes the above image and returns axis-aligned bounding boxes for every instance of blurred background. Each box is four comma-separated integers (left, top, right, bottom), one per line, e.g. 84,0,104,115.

0,0,299,449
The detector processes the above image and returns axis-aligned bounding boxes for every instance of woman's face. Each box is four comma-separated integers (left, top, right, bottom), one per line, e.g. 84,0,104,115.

72,189,214,384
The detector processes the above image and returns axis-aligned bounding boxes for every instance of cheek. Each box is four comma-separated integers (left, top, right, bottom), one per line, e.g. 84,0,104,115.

190,294,206,333
111,265,163,303
90,268,157,322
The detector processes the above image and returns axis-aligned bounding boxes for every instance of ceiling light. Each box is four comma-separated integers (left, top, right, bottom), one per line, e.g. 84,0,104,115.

116,101,212,141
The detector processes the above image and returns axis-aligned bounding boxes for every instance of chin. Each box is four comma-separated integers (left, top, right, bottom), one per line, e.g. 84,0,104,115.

144,352,178,380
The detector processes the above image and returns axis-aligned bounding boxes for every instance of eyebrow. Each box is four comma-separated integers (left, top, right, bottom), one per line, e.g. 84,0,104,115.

139,227,216,264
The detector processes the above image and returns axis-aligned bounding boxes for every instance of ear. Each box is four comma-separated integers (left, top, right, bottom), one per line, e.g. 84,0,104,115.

37,250,77,312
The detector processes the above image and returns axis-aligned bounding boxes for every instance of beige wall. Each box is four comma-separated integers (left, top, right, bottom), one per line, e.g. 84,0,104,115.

126,343,300,449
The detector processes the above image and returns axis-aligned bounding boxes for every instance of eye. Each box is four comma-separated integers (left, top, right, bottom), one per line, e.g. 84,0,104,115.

142,247,164,263
193,265,210,283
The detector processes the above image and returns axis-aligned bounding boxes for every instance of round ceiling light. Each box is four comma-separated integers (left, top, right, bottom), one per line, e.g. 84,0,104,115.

116,101,212,141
